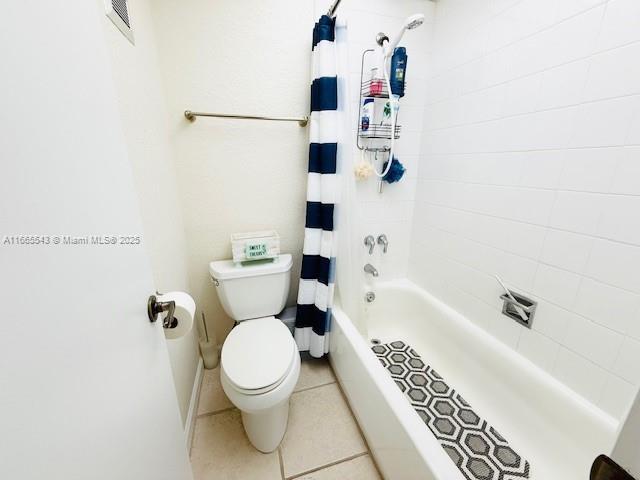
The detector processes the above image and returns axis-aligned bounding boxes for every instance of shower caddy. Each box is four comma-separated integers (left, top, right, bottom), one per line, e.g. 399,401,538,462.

356,49,403,155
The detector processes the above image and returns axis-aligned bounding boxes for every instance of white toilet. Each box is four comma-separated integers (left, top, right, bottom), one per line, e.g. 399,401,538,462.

209,253,300,453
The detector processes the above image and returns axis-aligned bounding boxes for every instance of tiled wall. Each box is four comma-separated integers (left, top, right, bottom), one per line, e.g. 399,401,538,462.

314,0,436,280
410,0,640,421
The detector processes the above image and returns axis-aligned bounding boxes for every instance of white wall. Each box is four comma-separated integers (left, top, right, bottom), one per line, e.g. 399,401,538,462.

99,0,199,426
149,0,314,342
411,0,640,422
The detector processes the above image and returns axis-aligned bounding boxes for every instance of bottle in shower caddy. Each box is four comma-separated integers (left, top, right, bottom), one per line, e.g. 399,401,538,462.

361,98,374,133
376,96,400,139
369,67,384,96
390,47,408,98
369,49,385,96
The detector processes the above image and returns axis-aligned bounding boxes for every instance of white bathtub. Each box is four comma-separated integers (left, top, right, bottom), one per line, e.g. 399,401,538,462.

329,279,618,480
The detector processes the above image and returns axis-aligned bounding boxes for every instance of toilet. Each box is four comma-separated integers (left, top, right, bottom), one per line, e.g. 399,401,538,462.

209,253,300,453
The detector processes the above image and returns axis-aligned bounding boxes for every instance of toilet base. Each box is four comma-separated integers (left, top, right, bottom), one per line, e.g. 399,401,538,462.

241,399,290,453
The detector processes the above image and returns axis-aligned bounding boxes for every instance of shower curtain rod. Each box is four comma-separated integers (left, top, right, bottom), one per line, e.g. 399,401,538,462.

327,0,342,17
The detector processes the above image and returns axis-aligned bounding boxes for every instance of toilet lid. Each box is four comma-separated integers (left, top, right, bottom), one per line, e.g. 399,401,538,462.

222,316,296,392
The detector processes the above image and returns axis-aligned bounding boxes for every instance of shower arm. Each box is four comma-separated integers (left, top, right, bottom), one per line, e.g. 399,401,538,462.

327,0,342,17
376,32,396,59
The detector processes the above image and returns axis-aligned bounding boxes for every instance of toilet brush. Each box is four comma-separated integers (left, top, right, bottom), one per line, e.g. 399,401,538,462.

199,312,219,369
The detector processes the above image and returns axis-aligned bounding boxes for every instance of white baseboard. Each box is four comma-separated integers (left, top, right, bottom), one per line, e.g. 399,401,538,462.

185,358,204,452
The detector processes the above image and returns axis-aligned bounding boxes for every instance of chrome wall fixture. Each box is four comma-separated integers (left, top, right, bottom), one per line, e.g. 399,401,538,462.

184,110,309,127
364,264,379,277
495,275,536,328
377,234,389,253
147,294,178,329
327,0,343,17
499,291,537,328
364,235,376,254
364,234,389,254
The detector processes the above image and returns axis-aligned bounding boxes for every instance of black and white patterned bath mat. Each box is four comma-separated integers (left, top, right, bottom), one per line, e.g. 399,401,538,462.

372,341,530,480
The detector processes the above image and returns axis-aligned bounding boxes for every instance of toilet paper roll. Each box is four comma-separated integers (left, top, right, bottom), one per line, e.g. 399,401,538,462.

156,291,196,340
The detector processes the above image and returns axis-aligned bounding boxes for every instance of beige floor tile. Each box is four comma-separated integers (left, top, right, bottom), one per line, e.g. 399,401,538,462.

190,409,281,480
281,383,367,478
197,367,233,415
295,356,336,392
294,454,381,480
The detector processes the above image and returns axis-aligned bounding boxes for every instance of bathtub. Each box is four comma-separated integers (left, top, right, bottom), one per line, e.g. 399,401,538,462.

329,279,618,480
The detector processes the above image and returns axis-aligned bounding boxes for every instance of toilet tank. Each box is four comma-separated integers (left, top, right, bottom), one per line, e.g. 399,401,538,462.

209,254,293,321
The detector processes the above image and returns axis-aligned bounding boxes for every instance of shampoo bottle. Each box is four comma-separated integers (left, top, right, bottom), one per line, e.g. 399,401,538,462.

390,47,408,98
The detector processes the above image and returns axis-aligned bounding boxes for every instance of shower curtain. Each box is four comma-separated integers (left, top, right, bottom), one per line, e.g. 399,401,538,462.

294,15,340,358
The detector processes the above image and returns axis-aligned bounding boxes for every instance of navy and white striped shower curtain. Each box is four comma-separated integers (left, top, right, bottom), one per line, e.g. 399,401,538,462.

294,15,338,358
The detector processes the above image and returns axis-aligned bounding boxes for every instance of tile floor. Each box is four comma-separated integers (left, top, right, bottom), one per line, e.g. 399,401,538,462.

190,355,382,480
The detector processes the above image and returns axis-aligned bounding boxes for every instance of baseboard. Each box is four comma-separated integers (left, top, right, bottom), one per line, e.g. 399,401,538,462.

185,358,204,452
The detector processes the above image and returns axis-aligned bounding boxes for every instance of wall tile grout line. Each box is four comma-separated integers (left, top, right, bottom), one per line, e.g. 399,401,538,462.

420,197,640,254
425,2,615,91
421,221,633,333
414,247,634,382
424,91,640,134
424,34,640,110
418,175,640,198
419,143,640,156
420,210,640,303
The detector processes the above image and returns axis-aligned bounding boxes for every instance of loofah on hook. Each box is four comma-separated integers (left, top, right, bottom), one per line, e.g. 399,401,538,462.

354,160,374,180
382,157,406,183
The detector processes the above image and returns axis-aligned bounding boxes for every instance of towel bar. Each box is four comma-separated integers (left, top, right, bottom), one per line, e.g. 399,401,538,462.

184,110,309,127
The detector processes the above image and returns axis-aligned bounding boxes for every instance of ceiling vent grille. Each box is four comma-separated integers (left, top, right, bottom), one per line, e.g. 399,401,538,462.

105,0,134,45
112,0,130,28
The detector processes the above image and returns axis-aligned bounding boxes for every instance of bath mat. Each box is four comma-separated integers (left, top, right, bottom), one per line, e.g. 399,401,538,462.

372,341,530,480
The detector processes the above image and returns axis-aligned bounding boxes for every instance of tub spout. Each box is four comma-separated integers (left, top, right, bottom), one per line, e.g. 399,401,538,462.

364,264,379,277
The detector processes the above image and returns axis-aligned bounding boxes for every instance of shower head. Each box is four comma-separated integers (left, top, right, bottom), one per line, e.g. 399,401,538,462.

405,13,426,30
384,13,426,57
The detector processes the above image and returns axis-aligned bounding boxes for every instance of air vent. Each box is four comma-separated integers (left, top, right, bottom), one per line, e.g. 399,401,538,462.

112,0,130,28
105,0,134,45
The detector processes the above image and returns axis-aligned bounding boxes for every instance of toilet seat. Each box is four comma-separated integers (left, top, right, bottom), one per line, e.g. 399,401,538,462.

221,316,297,395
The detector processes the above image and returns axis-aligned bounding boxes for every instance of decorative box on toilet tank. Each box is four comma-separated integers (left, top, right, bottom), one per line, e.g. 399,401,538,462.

231,230,280,264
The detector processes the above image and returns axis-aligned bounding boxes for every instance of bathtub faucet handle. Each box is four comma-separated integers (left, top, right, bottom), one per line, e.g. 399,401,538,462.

377,234,388,254
364,235,376,255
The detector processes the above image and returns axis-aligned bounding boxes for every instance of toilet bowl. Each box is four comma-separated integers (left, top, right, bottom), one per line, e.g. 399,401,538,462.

220,316,300,452
209,254,299,452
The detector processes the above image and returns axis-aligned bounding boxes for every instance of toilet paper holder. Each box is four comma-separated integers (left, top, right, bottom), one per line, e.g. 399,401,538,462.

147,294,178,329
